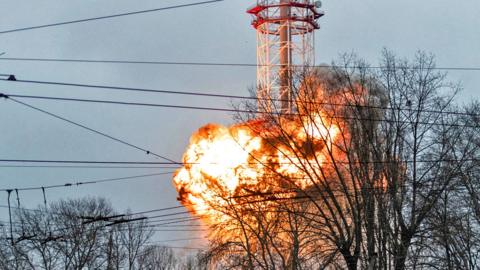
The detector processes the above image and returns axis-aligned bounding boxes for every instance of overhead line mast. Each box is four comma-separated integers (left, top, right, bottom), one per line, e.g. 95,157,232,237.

248,0,324,113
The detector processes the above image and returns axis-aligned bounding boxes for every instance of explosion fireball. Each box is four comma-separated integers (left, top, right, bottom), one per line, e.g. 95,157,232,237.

173,111,341,225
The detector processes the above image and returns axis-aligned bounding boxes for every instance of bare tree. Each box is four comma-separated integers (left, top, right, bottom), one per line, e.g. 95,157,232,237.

117,215,154,270
0,197,155,270
196,50,479,270
374,50,470,270
137,245,178,270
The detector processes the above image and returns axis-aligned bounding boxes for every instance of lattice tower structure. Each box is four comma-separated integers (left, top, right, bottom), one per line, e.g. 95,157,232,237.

248,0,324,113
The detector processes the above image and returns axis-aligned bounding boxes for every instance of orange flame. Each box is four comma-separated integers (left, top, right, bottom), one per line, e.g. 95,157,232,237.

173,112,341,224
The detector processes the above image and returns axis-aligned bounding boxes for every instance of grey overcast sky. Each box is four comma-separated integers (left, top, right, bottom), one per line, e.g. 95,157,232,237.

0,0,479,247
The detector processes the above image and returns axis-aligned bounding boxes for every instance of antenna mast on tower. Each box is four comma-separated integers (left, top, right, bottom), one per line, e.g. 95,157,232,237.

248,0,324,113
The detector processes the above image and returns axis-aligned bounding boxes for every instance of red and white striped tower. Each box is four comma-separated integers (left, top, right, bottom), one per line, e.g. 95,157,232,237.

247,0,324,113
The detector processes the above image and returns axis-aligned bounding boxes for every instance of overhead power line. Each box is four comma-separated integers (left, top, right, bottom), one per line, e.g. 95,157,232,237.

2,93,479,128
0,172,173,192
145,216,202,224
3,174,476,236
0,203,194,224
0,77,250,100
147,215,201,222
0,165,180,169
0,159,178,165
147,237,206,243
146,218,204,227
0,165,474,227
125,206,186,217
3,93,243,113
110,179,480,220
0,203,187,219
3,182,470,235
152,224,204,228
0,157,479,166
151,245,206,250
1,77,478,118
1,95,178,163
0,0,223,35
1,57,480,71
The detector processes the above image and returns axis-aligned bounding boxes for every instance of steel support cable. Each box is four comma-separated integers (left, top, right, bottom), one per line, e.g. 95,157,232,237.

4,209,202,237
0,217,206,228
146,245,206,250
129,183,480,221
2,93,479,129
1,95,178,163
0,157,479,165
0,195,302,222
147,222,204,228
0,202,189,221
2,203,206,245
0,172,177,220
0,232,207,244
2,178,474,238
145,219,205,227
146,237,206,243
0,165,180,169
0,0,224,35
0,204,191,226
0,172,173,192
0,210,198,235
1,77,478,118
0,57,480,71
5,219,203,234
144,216,202,223
0,193,453,235
151,224,204,228
0,181,472,222
4,220,205,233
0,77,252,101
2,187,467,240
0,159,179,165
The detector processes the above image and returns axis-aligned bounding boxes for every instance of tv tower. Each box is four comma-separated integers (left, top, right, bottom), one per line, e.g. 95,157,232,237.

247,0,324,113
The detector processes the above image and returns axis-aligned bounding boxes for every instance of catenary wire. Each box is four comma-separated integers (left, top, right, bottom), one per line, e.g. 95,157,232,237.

147,237,206,243
1,77,478,118
0,157,479,165
0,57,480,71
0,159,178,165
0,0,223,35
0,165,180,169
0,172,177,220
2,184,473,237
2,93,479,128
0,172,174,192
1,178,474,221
2,170,477,240
0,95,178,163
